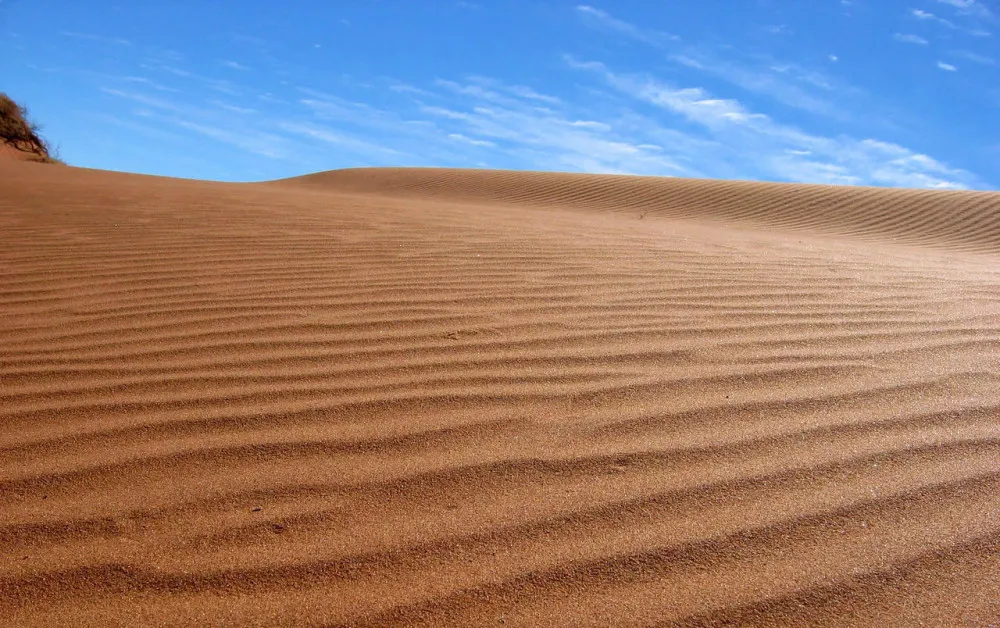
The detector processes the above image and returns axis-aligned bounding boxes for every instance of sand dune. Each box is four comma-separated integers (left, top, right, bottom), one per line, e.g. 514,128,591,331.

280,167,1000,252
2,159,1000,626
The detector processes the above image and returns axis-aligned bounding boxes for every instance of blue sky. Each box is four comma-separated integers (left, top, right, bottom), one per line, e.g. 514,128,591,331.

2,0,997,188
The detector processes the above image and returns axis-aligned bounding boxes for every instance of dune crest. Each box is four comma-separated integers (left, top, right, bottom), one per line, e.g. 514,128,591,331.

278,167,1000,252
2,160,1000,626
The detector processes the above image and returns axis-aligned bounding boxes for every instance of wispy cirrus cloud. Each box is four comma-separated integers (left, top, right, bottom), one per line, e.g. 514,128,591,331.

76,72,179,93
668,52,847,119
60,31,132,46
575,5,677,46
911,5,992,35
893,32,929,44
100,88,295,159
448,133,496,147
559,5,989,187
568,58,981,189
232,34,267,46
88,8,988,189
950,49,996,64
293,82,687,174
172,119,289,158
277,121,408,160
37,0,996,187
467,77,562,105
119,76,178,92
934,0,992,18
100,88,186,114
142,63,245,95
911,8,957,27
571,5,868,126
209,100,258,114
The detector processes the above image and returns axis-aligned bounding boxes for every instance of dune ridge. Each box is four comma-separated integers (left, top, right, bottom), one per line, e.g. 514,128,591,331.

2,160,1000,626
279,167,1000,253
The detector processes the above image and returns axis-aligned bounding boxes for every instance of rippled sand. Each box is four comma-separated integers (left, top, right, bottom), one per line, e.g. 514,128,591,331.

3,161,1000,626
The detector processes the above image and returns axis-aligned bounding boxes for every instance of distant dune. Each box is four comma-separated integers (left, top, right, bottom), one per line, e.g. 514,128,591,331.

2,156,1000,626
279,167,1000,252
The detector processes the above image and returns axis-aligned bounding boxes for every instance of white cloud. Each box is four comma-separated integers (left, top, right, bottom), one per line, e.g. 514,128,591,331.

935,0,992,17
92,112,186,142
420,106,472,121
572,60,980,189
447,133,496,147
298,89,416,132
147,64,244,94
910,5,990,35
172,120,287,158
295,79,695,175
222,60,250,71
96,46,987,189
937,61,959,70
569,120,612,131
101,88,185,113
388,83,436,98
232,34,267,46
575,5,677,46
894,33,929,44
101,88,295,159
278,122,407,159
769,64,834,90
412,79,700,175
668,52,846,119
911,8,957,27
828,54,839,62
92,75,179,92
60,31,132,46
464,76,563,105
506,85,562,105
951,49,996,64
210,100,257,114
434,78,501,100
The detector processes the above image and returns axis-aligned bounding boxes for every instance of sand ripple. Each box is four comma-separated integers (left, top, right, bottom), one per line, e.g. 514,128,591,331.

2,163,1000,626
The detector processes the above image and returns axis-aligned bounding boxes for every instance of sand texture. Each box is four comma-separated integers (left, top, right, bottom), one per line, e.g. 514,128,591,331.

2,160,1000,626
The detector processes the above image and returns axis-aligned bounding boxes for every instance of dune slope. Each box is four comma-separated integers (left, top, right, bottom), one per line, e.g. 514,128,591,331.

2,161,1000,626
279,167,1000,252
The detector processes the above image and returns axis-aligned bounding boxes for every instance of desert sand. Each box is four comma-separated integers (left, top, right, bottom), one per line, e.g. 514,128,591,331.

2,157,1000,626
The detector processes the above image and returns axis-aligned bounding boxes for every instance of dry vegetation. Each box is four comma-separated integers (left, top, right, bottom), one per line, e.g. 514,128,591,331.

0,92,60,163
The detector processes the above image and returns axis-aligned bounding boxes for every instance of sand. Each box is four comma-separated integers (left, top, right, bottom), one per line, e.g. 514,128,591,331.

2,158,1000,626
